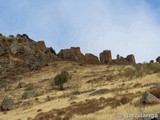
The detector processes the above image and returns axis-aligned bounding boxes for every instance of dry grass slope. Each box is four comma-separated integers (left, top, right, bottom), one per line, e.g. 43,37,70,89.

0,61,160,120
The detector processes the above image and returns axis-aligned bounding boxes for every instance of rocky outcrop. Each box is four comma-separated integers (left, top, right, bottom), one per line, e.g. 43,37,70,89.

100,50,112,63
85,53,99,64
58,47,85,62
0,34,57,88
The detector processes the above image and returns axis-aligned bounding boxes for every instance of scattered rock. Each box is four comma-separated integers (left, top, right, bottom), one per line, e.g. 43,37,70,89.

22,90,36,99
140,91,160,104
1,97,14,111
89,89,110,96
18,82,26,88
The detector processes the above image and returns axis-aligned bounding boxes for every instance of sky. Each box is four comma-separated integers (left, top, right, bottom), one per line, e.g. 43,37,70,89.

0,0,160,63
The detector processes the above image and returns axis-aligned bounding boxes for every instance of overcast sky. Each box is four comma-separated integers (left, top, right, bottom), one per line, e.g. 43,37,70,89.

0,0,160,63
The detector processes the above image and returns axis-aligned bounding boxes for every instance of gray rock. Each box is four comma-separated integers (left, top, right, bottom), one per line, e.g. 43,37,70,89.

18,82,26,88
1,97,14,111
140,91,160,104
22,90,36,99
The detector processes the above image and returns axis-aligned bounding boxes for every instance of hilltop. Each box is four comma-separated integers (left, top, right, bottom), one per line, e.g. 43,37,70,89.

0,34,159,120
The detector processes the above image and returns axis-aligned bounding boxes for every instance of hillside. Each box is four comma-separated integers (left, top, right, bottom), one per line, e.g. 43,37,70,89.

0,34,159,120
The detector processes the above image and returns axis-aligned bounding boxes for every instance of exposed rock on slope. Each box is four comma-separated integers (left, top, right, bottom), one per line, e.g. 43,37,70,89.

0,34,57,88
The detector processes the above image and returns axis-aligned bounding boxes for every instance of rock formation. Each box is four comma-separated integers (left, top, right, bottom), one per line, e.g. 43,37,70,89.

0,34,57,88
100,50,112,63
85,53,99,64
58,47,85,62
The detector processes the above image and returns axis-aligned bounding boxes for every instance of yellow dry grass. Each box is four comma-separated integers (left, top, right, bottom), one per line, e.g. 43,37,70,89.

0,61,159,120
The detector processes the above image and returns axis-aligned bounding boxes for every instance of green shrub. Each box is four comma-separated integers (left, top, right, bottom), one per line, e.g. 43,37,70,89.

54,71,69,90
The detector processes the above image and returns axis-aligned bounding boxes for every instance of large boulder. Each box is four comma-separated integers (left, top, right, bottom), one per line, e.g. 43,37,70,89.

140,91,160,104
100,50,112,63
1,97,14,111
85,53,99,64
58,47,85,62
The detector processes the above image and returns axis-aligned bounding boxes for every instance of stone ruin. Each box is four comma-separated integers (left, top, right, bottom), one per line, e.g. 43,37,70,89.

100,50,112,63
57,47,85,62
57,47,136,64
85,53,99,64
0,33,137,88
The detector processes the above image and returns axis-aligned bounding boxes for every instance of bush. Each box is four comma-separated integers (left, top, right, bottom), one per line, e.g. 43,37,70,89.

54,71,69,90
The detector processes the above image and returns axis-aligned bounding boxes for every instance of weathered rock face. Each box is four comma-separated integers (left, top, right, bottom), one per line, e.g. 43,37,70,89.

0,34,57,88
100,50,112,63
58,47,85,62
85,53,99,64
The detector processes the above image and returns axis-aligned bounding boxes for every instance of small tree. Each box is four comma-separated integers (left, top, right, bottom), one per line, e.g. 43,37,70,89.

54,71,69,90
